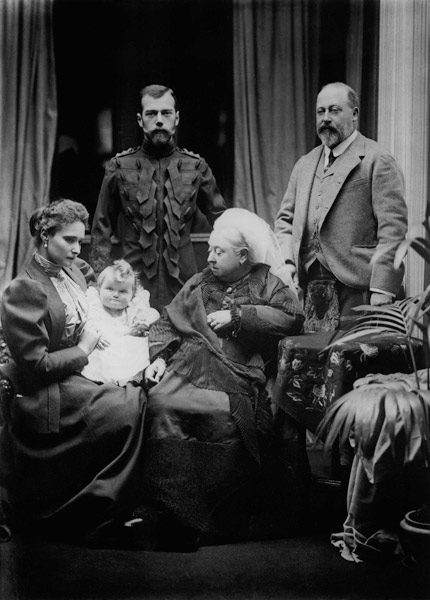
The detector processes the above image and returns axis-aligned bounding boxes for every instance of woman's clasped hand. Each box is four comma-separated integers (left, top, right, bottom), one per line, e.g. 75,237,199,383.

206,310,232,332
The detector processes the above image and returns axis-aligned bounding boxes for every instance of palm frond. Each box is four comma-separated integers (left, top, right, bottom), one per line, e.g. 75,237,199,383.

317,392,357,447
324,296,426,353
394,238,430,268
324,327,397,350
350,312,408,334
316,381,430,466
395,390,414,444
418,391,430,459
409,391,430,460
353,388,385,457
384,390,398,456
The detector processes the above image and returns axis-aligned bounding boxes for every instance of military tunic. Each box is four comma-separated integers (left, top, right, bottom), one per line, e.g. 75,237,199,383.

90,142,226,311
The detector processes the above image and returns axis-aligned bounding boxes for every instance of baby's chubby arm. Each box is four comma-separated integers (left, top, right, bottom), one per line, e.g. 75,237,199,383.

129,306,160,337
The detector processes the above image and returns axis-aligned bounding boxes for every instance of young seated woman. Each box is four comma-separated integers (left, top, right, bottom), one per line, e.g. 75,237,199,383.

0,199,147,545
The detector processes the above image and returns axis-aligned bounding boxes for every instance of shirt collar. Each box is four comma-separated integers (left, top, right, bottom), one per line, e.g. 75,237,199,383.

324,129,358,164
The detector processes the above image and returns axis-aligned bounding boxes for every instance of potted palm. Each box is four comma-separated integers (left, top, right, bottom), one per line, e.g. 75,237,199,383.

317,205,430,566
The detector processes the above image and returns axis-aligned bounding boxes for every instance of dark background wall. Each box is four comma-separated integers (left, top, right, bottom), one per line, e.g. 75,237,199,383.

51,0,234,227
51,0,378,231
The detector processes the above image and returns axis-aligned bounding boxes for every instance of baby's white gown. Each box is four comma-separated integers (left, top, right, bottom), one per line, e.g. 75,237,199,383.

82,286,160,386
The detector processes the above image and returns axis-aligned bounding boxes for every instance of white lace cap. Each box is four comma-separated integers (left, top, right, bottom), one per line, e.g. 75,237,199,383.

213,208,296,292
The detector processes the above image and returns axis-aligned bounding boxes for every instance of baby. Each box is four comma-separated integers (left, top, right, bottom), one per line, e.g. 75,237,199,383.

82,259,160,386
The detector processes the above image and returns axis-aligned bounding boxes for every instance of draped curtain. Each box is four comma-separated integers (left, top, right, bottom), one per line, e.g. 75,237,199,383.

345,0,379,141
232,0,320,225
0,0,57,294
377,0,430,296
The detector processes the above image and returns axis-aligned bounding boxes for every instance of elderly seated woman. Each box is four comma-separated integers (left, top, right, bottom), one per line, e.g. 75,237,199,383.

131,208,305,550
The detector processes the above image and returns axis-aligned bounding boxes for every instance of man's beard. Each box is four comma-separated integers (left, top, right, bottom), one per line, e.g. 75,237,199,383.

317,125,343,148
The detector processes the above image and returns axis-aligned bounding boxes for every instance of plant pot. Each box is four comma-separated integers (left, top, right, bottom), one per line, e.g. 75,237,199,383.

399,506,430,567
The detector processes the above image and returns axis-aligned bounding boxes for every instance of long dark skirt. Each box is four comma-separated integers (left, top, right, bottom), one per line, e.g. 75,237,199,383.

142,370,305,540
0,374,146,540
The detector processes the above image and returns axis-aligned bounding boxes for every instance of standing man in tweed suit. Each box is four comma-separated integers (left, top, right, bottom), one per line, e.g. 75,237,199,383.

275,82,407,332
90,84,226,312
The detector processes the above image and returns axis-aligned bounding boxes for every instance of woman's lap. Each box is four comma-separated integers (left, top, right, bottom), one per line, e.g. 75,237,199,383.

142,370,258,535
146,369,240,444
1,374,146,536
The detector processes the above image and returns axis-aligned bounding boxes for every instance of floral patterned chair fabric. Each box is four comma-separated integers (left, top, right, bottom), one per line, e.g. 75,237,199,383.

272,331,423,436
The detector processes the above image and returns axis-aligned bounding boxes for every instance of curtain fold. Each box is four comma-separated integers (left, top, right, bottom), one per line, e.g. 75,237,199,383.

377,0,430,296
0,0,57,294
345,0,379,141
232,0,320,225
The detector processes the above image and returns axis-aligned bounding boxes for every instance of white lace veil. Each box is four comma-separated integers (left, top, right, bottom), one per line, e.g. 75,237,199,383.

212,208,296,293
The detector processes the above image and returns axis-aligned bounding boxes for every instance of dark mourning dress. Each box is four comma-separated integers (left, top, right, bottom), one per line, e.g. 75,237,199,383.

142,264,304,538
0,256,146,540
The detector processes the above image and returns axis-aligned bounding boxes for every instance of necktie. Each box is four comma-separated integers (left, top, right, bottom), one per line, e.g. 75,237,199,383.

325,150,335,171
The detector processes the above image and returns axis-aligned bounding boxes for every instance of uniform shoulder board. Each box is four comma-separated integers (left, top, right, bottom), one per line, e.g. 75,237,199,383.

178,147,202,159
115,146,140,158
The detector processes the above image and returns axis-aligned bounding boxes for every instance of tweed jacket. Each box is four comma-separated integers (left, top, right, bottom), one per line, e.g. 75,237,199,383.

90,144,226,310
0,257,94,434
274,132,408,296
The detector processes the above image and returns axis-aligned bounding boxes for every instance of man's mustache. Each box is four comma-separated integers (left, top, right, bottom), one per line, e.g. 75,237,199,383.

318,125,337,134
150,129,171,137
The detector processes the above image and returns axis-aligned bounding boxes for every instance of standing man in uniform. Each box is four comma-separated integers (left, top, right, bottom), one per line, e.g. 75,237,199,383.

90,84,226,312
275,82,407,332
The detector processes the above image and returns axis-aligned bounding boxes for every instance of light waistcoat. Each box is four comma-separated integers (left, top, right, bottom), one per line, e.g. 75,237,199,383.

301,153,335,273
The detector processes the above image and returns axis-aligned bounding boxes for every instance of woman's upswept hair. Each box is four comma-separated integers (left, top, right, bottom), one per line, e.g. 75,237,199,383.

29,199,89,242
97,259,138,295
